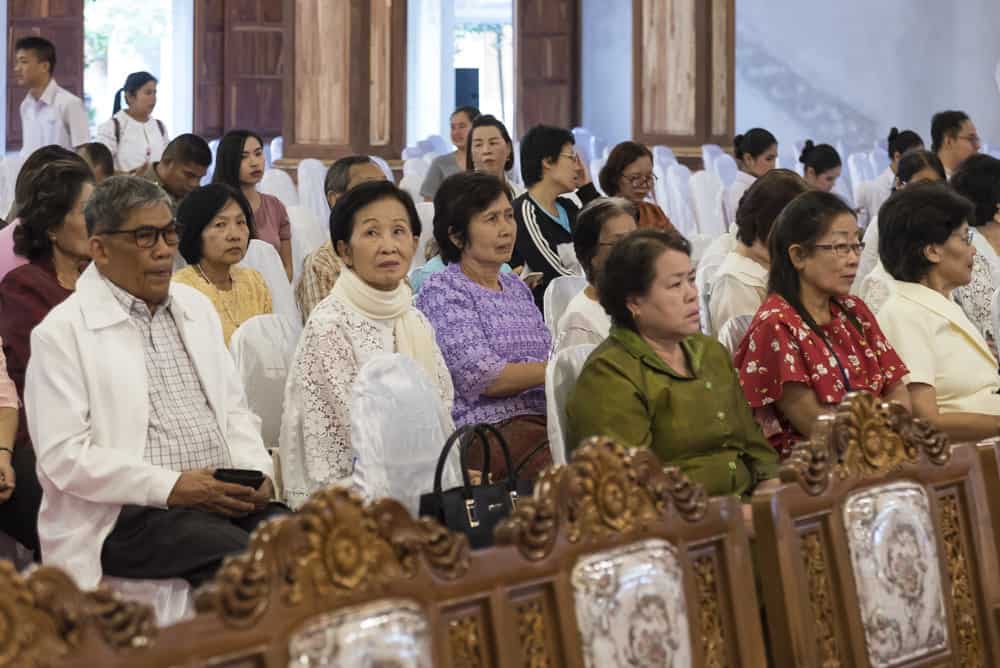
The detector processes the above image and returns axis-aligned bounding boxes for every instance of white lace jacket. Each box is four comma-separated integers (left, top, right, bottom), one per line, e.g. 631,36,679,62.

278,295,454,509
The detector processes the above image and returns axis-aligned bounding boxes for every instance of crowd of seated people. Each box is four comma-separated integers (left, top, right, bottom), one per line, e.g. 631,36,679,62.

4,36,1000,610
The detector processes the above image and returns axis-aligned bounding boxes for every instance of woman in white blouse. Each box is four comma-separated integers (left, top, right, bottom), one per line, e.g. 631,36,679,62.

279,181,454,508
96,72,169,174
877,181,1000,442
554,198,637,351
709,169,807,337
722,128,777,230
856,127,924,228
950,153,1000,352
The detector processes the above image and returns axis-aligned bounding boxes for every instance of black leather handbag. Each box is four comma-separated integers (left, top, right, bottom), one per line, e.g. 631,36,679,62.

418,423,533,549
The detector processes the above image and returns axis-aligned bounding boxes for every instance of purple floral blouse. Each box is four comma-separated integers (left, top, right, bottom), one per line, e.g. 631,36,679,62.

416,262,550,426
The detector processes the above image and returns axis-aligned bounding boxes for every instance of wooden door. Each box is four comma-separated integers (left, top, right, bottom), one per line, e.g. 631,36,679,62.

514,0,580,136
6,0,85,152
223,0,283,138
193,0,284,140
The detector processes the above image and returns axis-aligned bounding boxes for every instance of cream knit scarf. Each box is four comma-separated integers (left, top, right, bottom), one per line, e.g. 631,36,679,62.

331,268,439,379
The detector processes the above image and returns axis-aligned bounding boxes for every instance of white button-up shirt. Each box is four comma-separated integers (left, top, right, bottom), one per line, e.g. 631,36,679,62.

19,78,90,155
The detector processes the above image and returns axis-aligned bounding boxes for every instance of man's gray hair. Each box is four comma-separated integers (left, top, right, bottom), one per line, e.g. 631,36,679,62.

324,155,376,197
84,175,173,235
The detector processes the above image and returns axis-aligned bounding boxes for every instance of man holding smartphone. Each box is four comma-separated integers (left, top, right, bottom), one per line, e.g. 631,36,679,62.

24,177,284,590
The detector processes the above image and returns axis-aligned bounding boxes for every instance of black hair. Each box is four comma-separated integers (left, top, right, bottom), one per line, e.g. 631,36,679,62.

433,172,510,264
734,169,809,246
451,106,481,125
161,133,213,168
330,180,421,251
176,184,256,265
113,71,157,115
76,142,114,179
950,154,1000,227
799,140,842,176
465,114,515,173
572,197,639,282
12,158,94,261
896,149,945,186
12,145,80,218
767,191,857,339
878,182,975,282
733,128,778,162
930,110,970,154
519,124,575,188
598,141,653,197
886,127,923,161
212,129,265,188
598,229,691,331
14,36,56,74
324,155,377,196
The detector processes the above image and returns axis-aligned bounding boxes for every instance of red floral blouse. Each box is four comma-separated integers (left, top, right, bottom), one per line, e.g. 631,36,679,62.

734,293,908,457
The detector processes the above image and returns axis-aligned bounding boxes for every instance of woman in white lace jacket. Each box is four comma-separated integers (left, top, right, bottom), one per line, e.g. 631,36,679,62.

279,181,454,508
950,154,1000,354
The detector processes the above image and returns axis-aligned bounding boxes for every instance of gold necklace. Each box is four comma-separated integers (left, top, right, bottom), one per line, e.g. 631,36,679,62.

195,263,239,326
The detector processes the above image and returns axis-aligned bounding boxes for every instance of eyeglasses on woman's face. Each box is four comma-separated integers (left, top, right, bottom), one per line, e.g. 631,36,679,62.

623,172,657,188
950,226,975,245
812,241,865,257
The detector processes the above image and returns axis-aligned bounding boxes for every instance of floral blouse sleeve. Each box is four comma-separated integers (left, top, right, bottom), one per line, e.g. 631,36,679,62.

736,309,812,408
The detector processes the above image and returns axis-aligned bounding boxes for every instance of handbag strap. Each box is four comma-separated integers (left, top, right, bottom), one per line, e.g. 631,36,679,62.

458,428,492,488
512,440,552,479
472,423,517,488
433,424,482,495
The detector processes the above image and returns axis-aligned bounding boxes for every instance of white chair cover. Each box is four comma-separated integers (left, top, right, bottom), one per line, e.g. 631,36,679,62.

297,158,331,231
701,144,724,172
369,155,395,182
665,163,695,237
401,146,425,160
101,576,194,627
652,145,676,167
202,139,219,185
688,170,725,237
694,232,738,334
412,202,435,270
590,137,607,165
572,127,594,164
258,169,299,208
286,204,328,284
545,343,597,464
713,153,739,187
269,136,284,162
717,314,754,356
543,275,589,336
590,158,607,195
239,239,302,327
402,158,429,179
229,314,299,448
350,353,461,516
399,173,423,204
427,135,451,155
847,152,875,197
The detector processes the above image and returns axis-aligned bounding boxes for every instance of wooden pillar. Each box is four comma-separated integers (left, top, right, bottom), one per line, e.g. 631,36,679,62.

280,0,406,163
632,0,734,167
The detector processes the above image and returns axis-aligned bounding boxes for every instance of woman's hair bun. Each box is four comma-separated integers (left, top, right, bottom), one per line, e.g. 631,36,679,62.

733,134,745,151
887,127,899,142
798,139,816,164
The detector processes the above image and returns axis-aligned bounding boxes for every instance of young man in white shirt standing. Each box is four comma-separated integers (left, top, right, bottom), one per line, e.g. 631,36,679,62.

14,36,90,155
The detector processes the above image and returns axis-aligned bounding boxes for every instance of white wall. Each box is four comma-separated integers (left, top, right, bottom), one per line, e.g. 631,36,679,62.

736,0,1000,151
168,0,194,135
580,0,631,146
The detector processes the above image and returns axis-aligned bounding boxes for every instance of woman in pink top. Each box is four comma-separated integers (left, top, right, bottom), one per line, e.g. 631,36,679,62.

213,129,293,280
0,340,16,506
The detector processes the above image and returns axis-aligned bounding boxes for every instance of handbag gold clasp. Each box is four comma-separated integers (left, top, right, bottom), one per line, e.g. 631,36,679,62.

465,498,480,528
509,490,518,510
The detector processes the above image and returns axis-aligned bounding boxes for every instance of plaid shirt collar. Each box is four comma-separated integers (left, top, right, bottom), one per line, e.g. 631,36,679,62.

102,274,174,321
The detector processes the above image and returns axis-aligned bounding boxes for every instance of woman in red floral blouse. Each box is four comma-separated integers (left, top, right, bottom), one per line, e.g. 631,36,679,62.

734,191,910,457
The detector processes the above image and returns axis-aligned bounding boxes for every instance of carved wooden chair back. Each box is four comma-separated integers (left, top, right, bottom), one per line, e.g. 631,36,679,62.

753,392,1000,667
975,438,1000,568
22,438,766,667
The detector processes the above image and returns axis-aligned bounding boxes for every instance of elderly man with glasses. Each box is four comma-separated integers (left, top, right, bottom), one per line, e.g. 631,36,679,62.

24,175,282,590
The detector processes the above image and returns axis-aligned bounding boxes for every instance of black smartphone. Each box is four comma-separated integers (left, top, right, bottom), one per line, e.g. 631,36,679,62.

213,468,265,490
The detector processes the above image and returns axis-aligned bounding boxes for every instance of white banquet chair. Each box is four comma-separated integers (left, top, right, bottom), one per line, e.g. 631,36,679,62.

545,343,597,464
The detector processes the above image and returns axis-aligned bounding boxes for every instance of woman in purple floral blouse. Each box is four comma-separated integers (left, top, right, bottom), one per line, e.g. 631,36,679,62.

416,172,553,479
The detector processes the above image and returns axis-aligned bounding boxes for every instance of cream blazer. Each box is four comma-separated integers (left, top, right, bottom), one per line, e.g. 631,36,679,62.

25,264,273,588
878,280,1000,415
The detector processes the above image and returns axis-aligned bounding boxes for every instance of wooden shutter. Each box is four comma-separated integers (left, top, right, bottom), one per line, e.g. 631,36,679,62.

6,0,85,152
193,0,285,140
515,0,580,136
632,0,734,154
